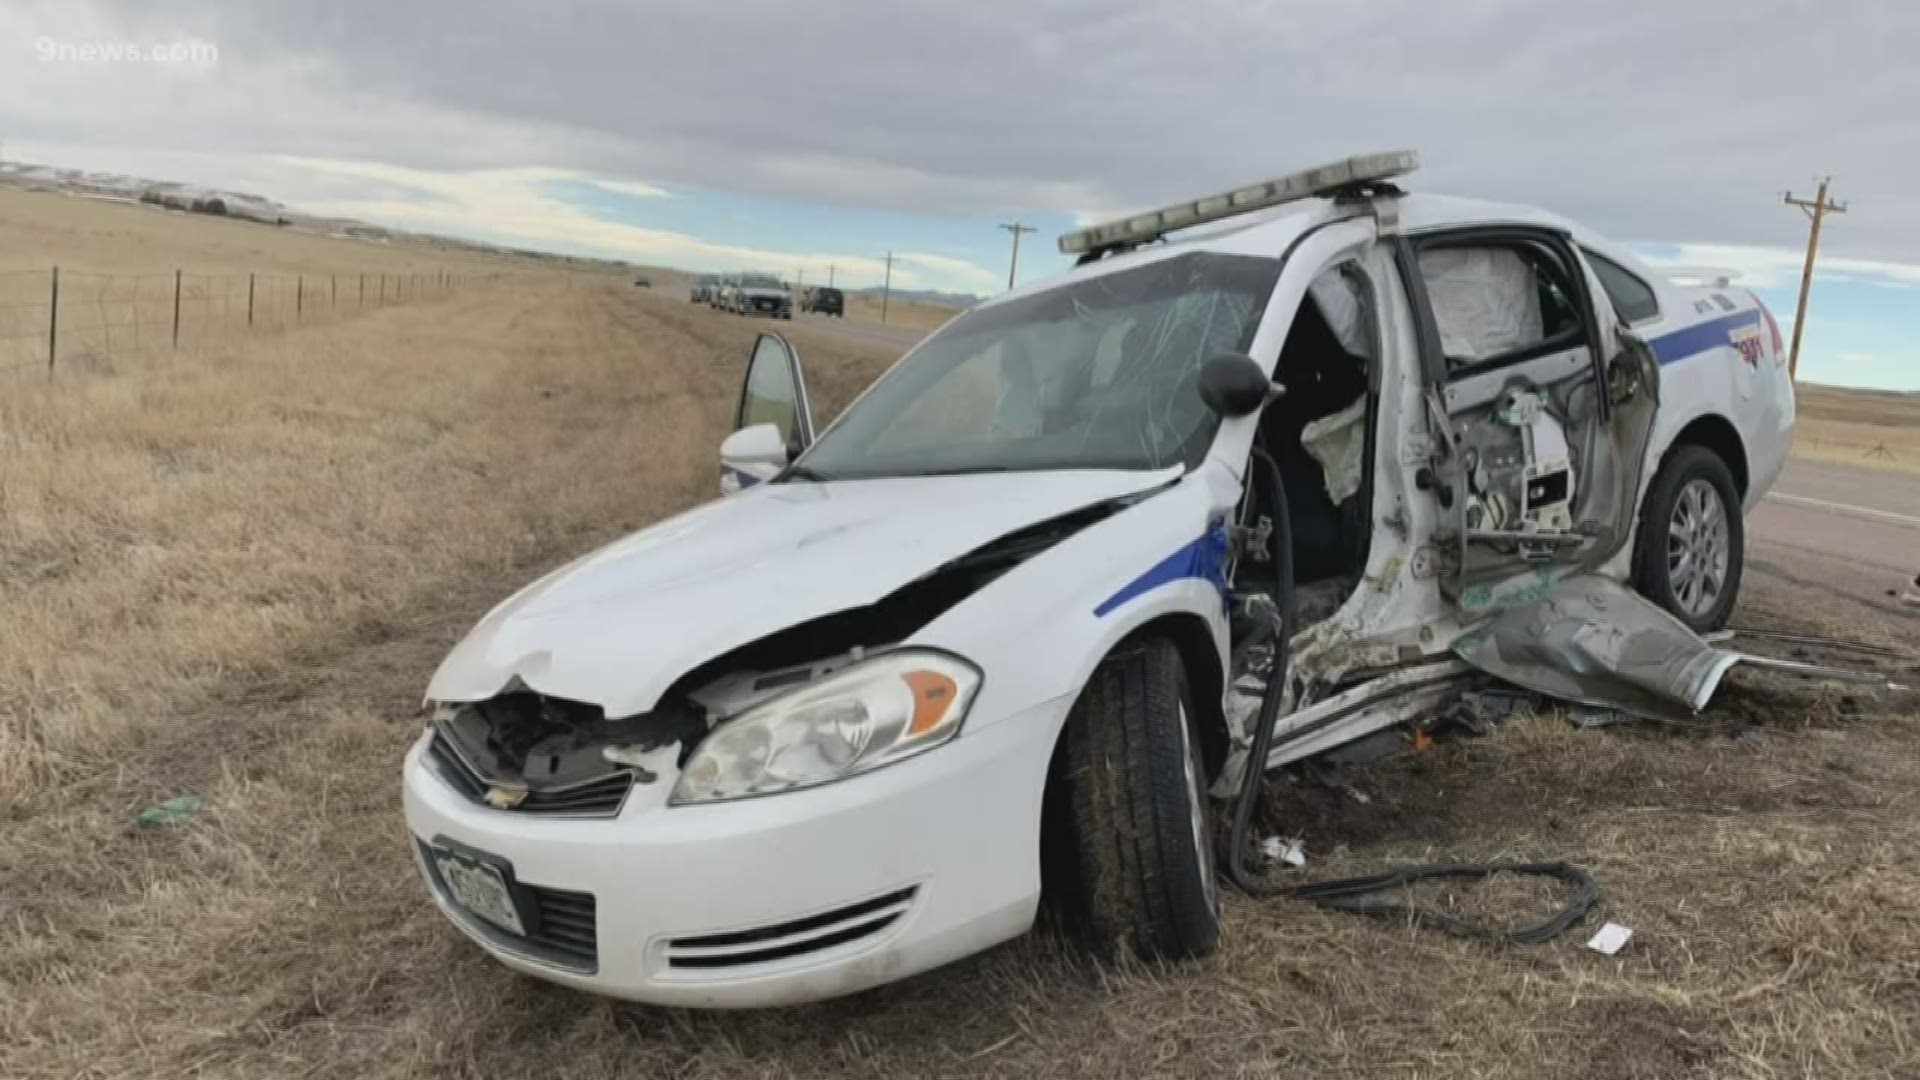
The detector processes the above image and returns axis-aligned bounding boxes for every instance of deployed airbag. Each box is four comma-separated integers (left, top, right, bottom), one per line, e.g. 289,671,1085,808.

1418,248,1543,363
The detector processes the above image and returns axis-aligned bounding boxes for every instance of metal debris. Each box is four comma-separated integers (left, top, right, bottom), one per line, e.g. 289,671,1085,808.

1452,575,1912,722
1433,686,1536,735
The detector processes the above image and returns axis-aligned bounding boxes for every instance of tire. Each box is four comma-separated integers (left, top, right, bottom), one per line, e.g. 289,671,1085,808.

1631,443,1744,632
1050,638,1220,961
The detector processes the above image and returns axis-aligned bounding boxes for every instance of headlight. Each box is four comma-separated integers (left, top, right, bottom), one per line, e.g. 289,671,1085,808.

671,650,980,804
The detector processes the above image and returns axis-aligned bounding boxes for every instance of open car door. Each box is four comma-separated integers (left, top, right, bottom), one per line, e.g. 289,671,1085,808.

720,331,817,494
1402,226,1659,614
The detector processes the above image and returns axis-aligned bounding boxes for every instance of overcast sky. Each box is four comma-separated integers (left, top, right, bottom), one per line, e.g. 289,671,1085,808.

3,0,1916,386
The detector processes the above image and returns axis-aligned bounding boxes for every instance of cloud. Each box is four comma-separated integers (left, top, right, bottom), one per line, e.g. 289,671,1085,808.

894,252,1003,295
1837,351,1877,364
5,0,1915,267
586,179,673,201
262,156,988,290
1634,242,1920,291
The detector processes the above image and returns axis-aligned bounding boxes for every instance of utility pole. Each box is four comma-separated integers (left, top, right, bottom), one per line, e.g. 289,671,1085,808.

880,252,895,325
1783,178,1847,381
998,221,1036,289
828,264,836,287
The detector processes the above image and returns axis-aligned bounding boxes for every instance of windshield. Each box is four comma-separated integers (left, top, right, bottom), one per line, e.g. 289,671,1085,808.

740,274,783,288
794,252,1280,479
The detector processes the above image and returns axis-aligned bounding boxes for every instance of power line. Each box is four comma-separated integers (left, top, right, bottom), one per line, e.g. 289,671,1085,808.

1782,177,1847,381
998,221,1036,289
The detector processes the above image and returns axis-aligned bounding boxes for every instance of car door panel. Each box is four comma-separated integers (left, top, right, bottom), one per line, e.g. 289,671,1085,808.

1402,227,1657,612
722,332,816,493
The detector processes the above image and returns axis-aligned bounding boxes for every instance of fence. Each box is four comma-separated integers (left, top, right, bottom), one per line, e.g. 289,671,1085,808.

0,266,471,379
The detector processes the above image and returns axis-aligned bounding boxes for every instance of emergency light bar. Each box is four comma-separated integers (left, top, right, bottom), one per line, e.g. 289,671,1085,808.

1058,150,1419,256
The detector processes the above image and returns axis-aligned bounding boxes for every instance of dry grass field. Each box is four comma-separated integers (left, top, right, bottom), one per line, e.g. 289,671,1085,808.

0,187,566,375
4,198,1919,1079
1791,383,1920,477
839,289,964,333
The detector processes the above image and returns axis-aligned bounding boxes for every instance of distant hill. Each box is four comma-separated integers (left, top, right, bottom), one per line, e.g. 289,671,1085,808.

0,160,296,224
854,286,978,308
0,158,644,272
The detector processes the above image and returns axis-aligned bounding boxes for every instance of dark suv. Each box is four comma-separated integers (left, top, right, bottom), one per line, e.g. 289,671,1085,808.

802,286,845,317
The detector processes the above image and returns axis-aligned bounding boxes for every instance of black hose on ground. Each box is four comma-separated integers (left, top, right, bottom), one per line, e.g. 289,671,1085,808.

1220,444,1599,943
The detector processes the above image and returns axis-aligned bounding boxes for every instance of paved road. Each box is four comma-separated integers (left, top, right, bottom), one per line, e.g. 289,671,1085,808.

1748,459,1920,607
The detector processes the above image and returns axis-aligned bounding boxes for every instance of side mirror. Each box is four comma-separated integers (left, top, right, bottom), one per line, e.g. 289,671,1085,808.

1198,353,1273,418
719,423,789,494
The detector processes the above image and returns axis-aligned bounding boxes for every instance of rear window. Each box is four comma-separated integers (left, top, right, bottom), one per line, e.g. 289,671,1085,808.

1583,249,1661,324
816,288,842,301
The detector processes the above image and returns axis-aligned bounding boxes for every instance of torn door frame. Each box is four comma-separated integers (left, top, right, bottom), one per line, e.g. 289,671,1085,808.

1452,574,1912,724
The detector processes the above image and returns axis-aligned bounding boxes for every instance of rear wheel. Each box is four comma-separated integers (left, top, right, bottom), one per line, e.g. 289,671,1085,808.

1632,444,1744,632
1051,638,1220,960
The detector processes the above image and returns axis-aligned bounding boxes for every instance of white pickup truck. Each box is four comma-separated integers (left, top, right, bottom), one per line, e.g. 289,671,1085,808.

403,152,1794,1007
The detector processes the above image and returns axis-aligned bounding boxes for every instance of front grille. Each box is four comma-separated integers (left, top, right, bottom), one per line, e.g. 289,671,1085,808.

664,887,917,969
426,728,634,817
417,840,598,971
523,884,597,966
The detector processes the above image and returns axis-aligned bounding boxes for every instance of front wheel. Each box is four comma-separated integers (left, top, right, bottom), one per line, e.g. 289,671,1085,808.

1631,444,1744,632
1050,638,1220,960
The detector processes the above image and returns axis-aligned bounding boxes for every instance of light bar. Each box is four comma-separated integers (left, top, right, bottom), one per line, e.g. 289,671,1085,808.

1058,150,1419,256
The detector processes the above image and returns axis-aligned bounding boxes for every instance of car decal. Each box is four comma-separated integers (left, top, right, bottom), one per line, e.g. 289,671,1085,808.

1094,520,1230,617
722,465,761,490
1648,309,1763,367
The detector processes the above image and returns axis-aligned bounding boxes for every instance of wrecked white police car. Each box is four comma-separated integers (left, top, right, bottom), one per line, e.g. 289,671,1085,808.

403,152,1793,1006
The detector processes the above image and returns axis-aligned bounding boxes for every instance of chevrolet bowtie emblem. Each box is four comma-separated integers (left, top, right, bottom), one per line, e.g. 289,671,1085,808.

484,786,529,810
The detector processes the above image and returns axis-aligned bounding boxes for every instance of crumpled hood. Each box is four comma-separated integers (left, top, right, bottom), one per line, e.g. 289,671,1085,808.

427,468,1178,717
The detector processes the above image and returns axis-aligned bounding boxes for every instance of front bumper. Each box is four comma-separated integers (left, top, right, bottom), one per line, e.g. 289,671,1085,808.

401,697,1065,1008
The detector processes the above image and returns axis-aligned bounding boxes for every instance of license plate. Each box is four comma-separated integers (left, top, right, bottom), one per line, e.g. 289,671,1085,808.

431,845,525,936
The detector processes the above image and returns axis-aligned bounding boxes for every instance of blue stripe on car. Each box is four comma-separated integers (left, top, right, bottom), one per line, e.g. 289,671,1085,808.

1648,310,1761,366
1095,520,1231,618
723,465,761,489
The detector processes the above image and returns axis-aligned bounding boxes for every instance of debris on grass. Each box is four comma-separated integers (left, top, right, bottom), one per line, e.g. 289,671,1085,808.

1585,922,1634,955
1258,836,1308,868
134,795,202,828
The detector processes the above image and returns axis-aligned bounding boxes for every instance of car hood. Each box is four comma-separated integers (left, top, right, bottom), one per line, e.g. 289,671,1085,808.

427,467,1180,717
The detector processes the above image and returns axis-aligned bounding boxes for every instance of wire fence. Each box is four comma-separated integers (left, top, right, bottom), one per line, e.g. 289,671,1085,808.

0,266,472,380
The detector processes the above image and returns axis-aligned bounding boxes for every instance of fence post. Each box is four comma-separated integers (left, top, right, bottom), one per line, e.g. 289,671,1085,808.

47,266,59,378
172,269,182,348
359,273,365,307
379,274,386,305
297,276,304,322
247,272,255,327
331,274,337,311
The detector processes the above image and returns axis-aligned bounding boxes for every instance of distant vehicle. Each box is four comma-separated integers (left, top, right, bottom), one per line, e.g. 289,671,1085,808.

708,275,735,309
727,273,792,319
690,276,717,304
800,286,844,317
633,275,652,288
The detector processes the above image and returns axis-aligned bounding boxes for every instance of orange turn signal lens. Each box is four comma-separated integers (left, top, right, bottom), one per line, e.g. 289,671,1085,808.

902,670,959,737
